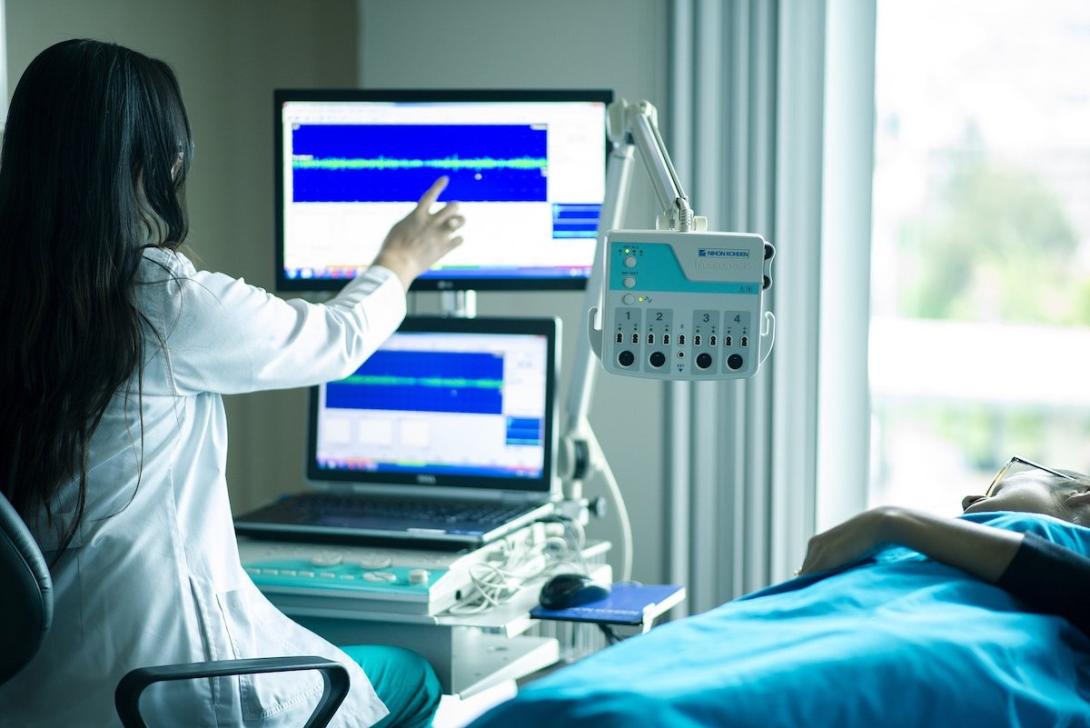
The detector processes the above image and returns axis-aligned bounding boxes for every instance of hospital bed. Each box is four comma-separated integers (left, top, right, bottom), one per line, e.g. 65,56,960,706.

471,511,1090,727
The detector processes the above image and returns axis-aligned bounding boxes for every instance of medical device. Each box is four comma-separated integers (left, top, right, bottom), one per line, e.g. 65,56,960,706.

237,526,530,617
274,89,611,292
237,519,594,618
557,100,778,576
585,100,776,380
594,230,774,379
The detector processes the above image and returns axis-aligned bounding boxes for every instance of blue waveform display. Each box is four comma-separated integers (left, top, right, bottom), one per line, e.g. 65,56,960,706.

505,417,543,446
552,203,601,239
325,349,505,415
292,124,548,203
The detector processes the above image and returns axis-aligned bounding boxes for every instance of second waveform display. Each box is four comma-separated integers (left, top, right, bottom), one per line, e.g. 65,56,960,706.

325,350,505,416
292,124,548,203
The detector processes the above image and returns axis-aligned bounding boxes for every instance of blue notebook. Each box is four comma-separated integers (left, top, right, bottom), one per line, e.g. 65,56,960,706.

530,583,686,626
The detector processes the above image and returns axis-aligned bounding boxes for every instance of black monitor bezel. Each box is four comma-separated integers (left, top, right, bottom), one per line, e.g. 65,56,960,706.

275,88,613,292
307,316,560,494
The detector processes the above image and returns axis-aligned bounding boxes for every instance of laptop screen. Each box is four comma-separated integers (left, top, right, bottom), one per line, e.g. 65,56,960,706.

308,317,558,494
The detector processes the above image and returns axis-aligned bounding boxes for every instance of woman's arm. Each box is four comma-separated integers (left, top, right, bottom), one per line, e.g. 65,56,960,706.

157,178,463,395
166,263,407,394
800,506,1090,634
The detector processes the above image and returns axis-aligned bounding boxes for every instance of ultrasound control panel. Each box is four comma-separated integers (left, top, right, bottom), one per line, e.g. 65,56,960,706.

590,230,775,380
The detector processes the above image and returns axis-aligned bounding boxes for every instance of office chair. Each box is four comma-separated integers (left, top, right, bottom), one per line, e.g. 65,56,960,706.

0,490,350,727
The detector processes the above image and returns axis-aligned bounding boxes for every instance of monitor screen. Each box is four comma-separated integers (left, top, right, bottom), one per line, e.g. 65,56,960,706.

276,89,612,291
308,317,558,492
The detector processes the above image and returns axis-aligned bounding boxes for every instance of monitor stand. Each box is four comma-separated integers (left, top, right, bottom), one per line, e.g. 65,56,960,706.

439,290,477,318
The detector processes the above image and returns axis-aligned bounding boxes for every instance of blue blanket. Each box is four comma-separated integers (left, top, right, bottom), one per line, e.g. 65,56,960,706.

472,513,1090,727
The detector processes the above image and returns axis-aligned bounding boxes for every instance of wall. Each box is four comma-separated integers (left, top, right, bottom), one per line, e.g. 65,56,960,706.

5,0,359,510
359,0,671,582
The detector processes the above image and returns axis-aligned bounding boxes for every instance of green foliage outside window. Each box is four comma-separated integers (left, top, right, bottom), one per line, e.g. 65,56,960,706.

883,144,1087,475
896,151,1080,324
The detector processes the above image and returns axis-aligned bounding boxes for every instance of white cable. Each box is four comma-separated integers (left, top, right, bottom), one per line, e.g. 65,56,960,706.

760,311,776,366
598,454,633,582
560,518,590,574
450,559,531,615
446,523,591,615
588,430,633,582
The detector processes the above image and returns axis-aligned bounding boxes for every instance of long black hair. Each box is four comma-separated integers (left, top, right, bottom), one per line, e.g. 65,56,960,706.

0,40,192,554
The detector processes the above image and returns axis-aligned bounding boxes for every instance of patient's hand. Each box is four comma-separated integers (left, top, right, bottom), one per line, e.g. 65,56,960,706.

799,507,899,575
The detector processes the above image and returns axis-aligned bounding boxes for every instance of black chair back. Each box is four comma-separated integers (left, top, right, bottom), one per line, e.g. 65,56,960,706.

0,490,53,685
0,491,349,726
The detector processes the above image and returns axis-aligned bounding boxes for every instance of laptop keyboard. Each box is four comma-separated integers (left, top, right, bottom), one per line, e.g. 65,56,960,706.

252,493,535,529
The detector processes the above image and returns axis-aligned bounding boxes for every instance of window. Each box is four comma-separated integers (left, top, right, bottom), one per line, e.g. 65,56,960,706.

868,0,1090,513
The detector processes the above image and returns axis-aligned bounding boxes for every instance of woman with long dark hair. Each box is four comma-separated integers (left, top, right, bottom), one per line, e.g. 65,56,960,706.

0,40,462,726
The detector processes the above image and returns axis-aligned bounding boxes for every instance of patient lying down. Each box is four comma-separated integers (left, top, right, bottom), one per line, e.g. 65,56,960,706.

470,460,1090,726
800,457,1090,635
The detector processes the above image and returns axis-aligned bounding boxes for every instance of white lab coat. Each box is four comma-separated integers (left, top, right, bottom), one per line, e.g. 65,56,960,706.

0,247,405,727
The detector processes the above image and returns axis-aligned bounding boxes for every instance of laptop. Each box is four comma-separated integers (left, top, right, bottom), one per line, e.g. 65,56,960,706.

235,316,560,547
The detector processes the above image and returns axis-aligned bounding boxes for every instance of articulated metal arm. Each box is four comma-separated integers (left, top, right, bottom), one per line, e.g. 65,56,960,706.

610,100,705,233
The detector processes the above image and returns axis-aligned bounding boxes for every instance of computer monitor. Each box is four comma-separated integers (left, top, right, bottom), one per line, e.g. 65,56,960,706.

308,317,559,494
275,89,612,291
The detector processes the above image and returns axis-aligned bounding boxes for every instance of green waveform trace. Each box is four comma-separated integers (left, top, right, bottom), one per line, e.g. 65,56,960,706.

339,374,503,390
293,155,548,172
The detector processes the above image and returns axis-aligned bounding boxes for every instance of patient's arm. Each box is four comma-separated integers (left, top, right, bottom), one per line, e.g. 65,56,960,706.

799,507,1023,582
883,508,1025,581
801,507,1090,635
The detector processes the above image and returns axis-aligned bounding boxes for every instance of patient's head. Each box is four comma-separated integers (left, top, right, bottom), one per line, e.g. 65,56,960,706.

962,463,1090,525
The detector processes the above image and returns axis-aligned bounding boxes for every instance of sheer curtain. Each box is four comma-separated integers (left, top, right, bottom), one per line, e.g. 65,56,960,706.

665,0,875,613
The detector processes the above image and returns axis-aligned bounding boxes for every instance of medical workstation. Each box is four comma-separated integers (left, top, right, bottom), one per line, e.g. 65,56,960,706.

229,84,770,704
4,1,1090,727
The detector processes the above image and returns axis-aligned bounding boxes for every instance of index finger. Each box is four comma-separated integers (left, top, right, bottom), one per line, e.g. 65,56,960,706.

414,176,449,215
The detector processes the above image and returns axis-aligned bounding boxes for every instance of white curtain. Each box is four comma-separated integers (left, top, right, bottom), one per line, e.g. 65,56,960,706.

665,0,875,614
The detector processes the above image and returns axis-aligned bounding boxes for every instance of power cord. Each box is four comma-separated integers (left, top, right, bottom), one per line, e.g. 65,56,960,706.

598,624,622,645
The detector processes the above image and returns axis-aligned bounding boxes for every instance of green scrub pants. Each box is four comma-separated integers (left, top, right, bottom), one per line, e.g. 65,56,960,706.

341,645,442,728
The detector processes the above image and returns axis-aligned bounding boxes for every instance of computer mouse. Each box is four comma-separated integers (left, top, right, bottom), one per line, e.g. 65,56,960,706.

538,572,610,610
